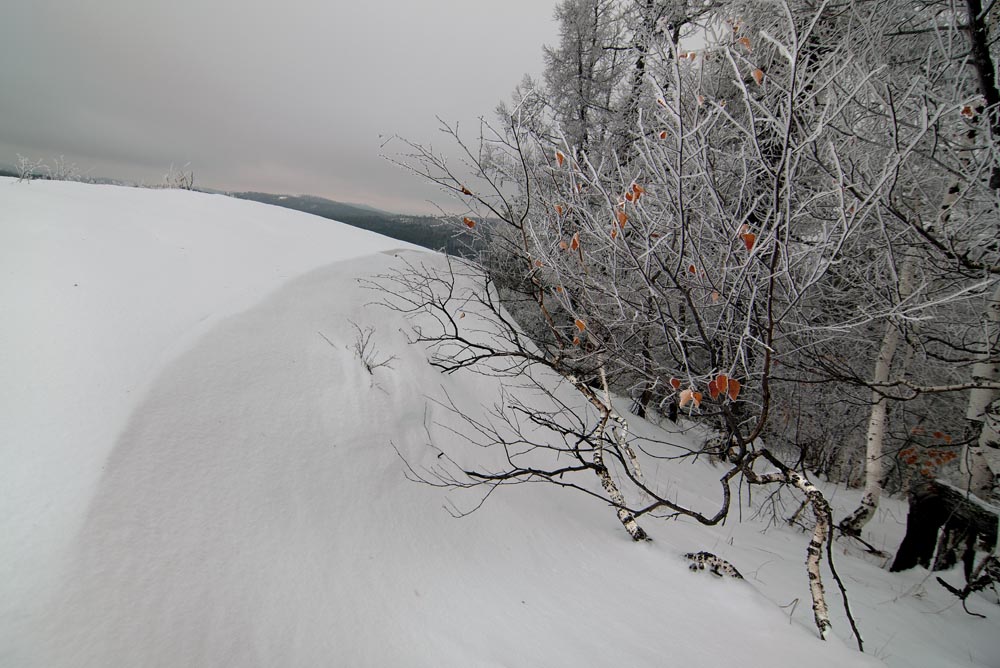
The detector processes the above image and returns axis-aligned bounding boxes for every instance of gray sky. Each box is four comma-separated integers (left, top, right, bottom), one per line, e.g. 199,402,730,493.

0,1,560,213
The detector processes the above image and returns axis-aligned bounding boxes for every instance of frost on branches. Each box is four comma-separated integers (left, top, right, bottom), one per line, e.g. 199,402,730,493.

381,0,1000,644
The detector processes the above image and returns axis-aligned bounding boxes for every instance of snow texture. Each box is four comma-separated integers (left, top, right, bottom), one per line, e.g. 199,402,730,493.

2,178,997,667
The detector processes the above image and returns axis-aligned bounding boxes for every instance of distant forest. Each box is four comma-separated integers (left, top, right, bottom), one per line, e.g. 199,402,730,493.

230,192,481,257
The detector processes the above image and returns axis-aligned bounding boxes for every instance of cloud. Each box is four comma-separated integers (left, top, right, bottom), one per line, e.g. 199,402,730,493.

0,0,559,213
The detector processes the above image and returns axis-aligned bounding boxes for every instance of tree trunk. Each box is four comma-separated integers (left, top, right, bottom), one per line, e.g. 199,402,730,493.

840,261,915,535
891,478,998,574
962,282,1000,499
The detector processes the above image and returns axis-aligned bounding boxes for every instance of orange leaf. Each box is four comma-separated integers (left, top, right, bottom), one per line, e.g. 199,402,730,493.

727,379,741,401
741,232,756,251
670,377,681,390
656,98,667,108
610,227,618,240
688,264,697,274
632,184,645,195
573,336,580,346
555,150,565,167
708,379,720,400
625,191,635,202
617,211,628,228
463,217,476,229
534,259,543,268
461,186,473,195
559,240,569,250
555,204,564,216
651,232,661,239
752,68,764,85
659,130,668,140
692,391,703,407
716,374,729,392
943,434,952,444
737,36,752,51
574,318,587,332
555,285,563,293
961,105,975,119
570,232,580,251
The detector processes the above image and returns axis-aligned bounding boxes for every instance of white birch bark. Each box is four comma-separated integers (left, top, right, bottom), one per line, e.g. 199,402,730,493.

586,365,647,540
840,260,915,535
962,282,1000,499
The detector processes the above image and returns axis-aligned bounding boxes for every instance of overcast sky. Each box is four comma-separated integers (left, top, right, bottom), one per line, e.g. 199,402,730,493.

0,1,560,213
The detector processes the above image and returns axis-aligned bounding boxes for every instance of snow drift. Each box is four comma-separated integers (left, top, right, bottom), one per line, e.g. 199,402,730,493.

1,178,995,667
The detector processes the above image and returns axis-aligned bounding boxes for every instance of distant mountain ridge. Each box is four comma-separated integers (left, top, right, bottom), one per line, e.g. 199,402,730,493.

229,191,479,256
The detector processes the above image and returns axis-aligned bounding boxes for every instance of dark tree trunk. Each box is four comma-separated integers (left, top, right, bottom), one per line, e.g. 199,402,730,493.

891,479,998,575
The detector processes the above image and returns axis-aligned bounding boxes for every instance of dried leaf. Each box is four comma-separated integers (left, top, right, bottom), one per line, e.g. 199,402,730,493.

741,232,756,251
555,285,563,293
534,259,543,268
570,232,580,251
737,36,752,51
617,211,628,228
688,264,697,274
670,377,682,390
461,186,473,195
656,97,667,108
632,184,645,195
555,150,565,167
463,217,476,229
625,191,635,202
961,105,975,119
679,389,694,407
716,374,729,393
752,68,764,85
692,391,703,407
555,204,564,216
659,130,668,140
727,379,741,401
459,312,466,319
559,240,569,251
696,94,705,106
610,227,618,240
708,379,720,400
574,318,587,332
572,336,581,346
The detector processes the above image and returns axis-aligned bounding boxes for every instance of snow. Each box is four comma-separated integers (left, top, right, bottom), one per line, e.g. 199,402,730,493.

2,177,997,667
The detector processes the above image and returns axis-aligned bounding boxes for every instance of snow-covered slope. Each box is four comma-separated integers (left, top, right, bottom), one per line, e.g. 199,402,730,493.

1,178,995,667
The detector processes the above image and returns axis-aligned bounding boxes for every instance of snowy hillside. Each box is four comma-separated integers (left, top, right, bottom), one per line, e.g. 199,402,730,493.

1,178,996,667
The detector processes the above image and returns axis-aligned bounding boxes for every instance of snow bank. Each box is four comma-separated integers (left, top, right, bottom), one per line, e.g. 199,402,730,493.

0,178,415,660
2,179,995,667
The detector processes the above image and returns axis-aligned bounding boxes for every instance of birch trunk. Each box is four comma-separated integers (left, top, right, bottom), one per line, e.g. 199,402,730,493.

840,260,915,535
587,366,648,541
962,282,1000,499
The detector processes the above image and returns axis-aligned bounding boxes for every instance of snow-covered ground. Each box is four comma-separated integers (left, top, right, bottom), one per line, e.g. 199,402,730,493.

1,177,996,667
